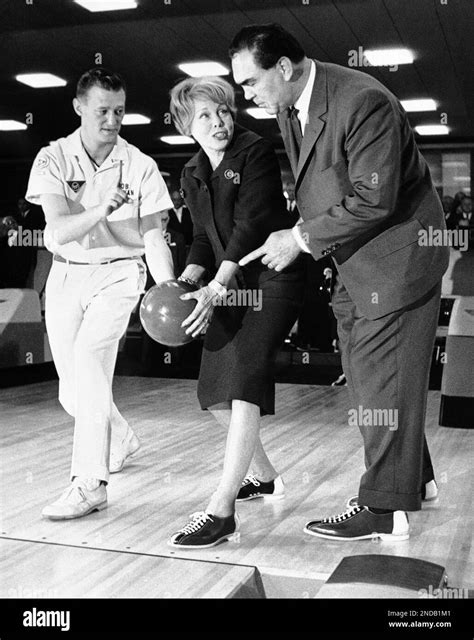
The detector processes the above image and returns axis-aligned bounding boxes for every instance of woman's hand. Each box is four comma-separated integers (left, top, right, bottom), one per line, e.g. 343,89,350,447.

180,285,219,337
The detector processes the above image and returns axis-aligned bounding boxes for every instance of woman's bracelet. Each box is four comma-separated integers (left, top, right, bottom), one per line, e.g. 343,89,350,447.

208,279,228,298
178,276,199,287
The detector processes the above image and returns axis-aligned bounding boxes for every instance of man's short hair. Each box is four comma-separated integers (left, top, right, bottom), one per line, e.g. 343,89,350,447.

229,23,305,69
76,67,126,100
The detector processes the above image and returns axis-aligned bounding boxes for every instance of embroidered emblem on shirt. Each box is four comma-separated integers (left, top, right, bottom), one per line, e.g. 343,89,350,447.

33,155,50,174
35,155,49,169
67,180,86,193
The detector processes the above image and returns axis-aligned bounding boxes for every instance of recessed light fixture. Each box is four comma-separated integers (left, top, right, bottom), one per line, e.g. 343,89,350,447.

415,125,449,136
401,99,437,112
178,62,229,77
0,120,27,131
161,135,195,145
364,48,414,66
16,73,67,88
122,114,150,125
246,108,276,120
74,0,137,12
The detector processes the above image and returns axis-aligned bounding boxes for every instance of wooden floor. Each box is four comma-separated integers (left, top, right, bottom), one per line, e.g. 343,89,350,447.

0,377,472,598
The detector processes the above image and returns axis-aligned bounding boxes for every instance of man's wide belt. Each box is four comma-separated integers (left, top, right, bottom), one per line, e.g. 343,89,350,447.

53,254,141,266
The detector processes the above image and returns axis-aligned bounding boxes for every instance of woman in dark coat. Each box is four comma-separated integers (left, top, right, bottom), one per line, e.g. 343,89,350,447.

168,76,304,548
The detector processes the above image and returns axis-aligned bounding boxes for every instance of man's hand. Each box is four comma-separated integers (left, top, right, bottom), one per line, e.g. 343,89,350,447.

103,187,131,217
239,229,301,271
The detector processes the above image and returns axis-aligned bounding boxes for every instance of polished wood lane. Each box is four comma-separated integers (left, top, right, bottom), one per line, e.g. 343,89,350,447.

1,377,472,595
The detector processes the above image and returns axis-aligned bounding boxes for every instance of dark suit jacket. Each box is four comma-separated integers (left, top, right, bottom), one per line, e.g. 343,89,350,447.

167,206,193,245
278,60,449,319
181,124,299,280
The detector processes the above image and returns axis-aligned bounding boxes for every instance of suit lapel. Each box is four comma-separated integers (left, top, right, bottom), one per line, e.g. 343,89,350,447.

295,60,328,186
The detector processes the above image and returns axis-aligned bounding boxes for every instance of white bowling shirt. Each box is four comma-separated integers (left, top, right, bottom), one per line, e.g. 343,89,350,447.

26,128,173,262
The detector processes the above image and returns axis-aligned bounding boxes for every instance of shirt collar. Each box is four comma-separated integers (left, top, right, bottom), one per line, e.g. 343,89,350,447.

294,59,316,129
63,127,129,162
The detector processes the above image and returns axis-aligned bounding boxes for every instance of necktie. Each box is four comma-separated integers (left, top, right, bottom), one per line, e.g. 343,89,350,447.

289,106,303,154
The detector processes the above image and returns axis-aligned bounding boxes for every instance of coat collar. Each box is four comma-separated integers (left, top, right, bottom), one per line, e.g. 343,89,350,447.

184,124,259,182
278,59,328,184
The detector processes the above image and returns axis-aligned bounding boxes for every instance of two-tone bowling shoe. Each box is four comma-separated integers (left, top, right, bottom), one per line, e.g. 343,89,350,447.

304,505,409,541
168,511,240,548
236,474,285,502
346,479,439,509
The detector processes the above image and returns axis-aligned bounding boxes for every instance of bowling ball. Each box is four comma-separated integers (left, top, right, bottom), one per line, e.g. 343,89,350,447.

139,279,198,347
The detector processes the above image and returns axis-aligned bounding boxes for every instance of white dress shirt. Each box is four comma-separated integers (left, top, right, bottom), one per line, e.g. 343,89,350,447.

291,59,316,254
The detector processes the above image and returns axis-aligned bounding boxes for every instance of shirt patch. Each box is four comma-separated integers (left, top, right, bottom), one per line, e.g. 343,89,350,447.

33,155,50,174
67,180,86,193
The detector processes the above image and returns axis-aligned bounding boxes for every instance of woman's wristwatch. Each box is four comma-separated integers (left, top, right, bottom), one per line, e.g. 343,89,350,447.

208,279,227,298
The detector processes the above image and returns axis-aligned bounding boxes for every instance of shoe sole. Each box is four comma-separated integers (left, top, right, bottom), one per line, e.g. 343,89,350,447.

167,531,239,549
303,526,409,541
236,493,285,502
42,500,108,521
109,438,141,474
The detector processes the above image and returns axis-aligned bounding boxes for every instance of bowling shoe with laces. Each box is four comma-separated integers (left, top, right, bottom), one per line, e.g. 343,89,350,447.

304,505,409,541
345,479,439,509
109,428,141,473
236,474,285,501
41,477,107,520
168,511,240,548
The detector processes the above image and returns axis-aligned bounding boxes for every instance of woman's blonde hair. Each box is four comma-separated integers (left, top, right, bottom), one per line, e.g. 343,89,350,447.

169,76,237,136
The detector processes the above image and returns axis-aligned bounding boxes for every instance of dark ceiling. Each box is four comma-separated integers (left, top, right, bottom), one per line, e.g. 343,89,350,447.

1,0,473,167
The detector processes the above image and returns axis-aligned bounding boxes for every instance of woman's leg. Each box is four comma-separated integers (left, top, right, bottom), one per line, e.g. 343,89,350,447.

209,407,278,483
206,400,263,517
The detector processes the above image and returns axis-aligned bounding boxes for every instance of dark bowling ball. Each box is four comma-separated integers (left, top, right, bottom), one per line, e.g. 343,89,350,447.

139,279,198,347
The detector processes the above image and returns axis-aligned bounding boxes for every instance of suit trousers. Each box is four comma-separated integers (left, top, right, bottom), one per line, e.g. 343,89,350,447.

45,258,146,482
332,276,441,511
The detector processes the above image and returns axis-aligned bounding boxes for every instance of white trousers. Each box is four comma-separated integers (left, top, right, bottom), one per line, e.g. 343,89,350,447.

45,259,146,482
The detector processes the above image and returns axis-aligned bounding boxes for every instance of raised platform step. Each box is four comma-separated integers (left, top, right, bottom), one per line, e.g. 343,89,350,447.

0,539,264,599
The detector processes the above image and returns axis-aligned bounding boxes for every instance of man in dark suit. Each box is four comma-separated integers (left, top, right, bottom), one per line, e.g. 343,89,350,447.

232,24,449,542
167,189,194,246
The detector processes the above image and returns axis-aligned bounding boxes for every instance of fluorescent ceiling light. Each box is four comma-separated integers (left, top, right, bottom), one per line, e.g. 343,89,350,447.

178,62,229,77
0,120,27,131
74,0,137,12
161,135,195,145
442,161,467,168
122,114,150,125
453,176,470,182
16,73,67,88
364,48,414,66
401,99,437,112
246,108,276,120
415,125,449,136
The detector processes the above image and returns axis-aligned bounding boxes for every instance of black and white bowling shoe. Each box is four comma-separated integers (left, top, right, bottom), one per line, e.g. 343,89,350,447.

346,479,438,509
168,511,240,548
236,474,285,502
304,505,409,541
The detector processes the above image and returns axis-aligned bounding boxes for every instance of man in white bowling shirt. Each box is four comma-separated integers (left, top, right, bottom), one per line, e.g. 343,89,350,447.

26,68,175,520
